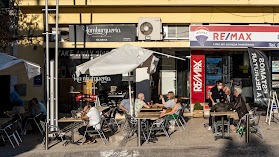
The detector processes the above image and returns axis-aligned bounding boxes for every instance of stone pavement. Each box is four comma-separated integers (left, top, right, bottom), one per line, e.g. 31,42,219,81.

1,117,279,157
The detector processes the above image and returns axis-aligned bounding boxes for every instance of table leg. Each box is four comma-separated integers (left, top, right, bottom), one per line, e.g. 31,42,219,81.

228,116,230,137
246,114,249,143
137,119,141,146
222,116,224,138
71,123,74,144
146,120,150,142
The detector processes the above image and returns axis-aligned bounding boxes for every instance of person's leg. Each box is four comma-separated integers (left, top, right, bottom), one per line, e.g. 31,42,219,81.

78,126,90,141
209,115,212,128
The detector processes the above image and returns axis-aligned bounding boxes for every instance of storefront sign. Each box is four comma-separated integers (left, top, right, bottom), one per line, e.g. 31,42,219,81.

59,49,111,59
75,94,97,101
191,55,205,103
72,74,111,84
248,48,271,107
190,25,279,48
69,24,136,42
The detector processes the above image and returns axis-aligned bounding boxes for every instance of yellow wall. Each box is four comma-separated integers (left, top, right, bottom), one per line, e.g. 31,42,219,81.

19,7,279,24
18,0,279,7
17,11,45,101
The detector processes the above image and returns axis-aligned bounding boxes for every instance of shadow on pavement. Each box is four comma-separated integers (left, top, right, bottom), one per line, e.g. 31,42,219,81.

220,136,276,157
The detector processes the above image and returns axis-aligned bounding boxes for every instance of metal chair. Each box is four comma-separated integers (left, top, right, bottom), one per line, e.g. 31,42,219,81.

81,116,108,145
169,108,185,132
122,114,147,143
147,116,171,143
179,105,188,128
40,120,65,147
237,107,264,139
122,112,130,133
108,107,120,131
0,120,22,148
24,113,43,135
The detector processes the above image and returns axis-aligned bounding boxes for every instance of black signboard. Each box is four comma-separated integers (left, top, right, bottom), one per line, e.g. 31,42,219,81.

248,48,271,107
69,24,136,42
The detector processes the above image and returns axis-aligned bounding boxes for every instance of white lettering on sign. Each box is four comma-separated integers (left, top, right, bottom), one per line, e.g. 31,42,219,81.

72,74,111,84
193,60,203,92
83,26,121,36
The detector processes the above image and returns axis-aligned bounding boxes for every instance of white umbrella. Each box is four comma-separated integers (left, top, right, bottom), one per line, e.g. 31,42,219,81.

76,44,159,77
0,53,41,79
76,44,159,116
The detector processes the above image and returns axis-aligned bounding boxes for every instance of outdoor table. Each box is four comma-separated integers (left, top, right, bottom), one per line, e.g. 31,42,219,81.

135,112,161,146
0,118,13,128
58,118,84,144
141,106,163,111
210,111,238,140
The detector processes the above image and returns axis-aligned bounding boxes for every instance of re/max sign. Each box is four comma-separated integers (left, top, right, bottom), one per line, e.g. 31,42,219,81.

213,33,252,41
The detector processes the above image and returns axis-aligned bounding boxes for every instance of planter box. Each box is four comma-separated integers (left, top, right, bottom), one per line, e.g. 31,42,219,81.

193,110,203,118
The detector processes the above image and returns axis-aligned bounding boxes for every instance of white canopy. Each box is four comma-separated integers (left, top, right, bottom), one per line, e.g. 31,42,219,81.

76,44,159,77
0,53,41,79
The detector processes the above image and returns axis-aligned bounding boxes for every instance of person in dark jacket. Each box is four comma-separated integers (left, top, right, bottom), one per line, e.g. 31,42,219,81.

232,87,248,119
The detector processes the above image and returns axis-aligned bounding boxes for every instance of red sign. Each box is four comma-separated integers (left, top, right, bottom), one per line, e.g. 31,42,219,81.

191,54,205,104
76,94,97,101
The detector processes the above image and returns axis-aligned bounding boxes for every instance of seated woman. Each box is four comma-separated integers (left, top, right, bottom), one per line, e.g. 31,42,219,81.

160,96,182,119
155,91,176,109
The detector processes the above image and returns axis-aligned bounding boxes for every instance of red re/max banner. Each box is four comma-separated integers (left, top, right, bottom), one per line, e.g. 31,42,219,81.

191,54,205,104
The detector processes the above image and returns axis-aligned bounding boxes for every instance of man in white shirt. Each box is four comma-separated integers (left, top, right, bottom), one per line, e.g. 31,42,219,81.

78,103,101,144
130,93,150,117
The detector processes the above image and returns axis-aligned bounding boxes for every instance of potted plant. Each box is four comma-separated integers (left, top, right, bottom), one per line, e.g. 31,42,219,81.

193,101,203,117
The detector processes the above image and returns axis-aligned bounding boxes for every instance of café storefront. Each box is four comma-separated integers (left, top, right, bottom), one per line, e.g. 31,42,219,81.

189,25,279,105
53,24,191,112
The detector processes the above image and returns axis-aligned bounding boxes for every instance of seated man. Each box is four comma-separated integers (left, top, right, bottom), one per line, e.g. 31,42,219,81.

223,86,235,103
10,84,24,108
130,93,150,117
232,87,248,119
32,98,47,121
119,94,133,113
78,103,101,144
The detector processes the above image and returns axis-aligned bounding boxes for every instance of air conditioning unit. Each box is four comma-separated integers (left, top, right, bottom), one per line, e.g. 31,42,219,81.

138,17,163,41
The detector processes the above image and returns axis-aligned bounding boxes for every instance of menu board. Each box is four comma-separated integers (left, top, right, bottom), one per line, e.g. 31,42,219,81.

272,81,279,88
272,61,279,72
272,74,279,80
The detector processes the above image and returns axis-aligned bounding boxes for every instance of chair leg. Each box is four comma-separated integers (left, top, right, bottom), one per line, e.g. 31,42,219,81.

162,125,171,142
110,119,117,131
113,118,120,130
4,130,15,148
81,131,87,145
174,120,182,132
1,135,5,142
181,117,187,127
34,120,43,135
13,133,20,146
97,130,106,144
23,119,30,132
178,119,185,130
146,124,155,143
15,130,22,143
41,137,45,148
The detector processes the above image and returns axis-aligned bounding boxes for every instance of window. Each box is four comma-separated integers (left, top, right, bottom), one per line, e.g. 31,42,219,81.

163,25,189,39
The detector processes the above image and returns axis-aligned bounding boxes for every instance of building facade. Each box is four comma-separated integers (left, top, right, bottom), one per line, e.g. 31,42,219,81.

13,0,279,111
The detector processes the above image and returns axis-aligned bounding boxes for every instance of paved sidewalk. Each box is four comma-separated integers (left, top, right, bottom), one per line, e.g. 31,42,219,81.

1,117,279,157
